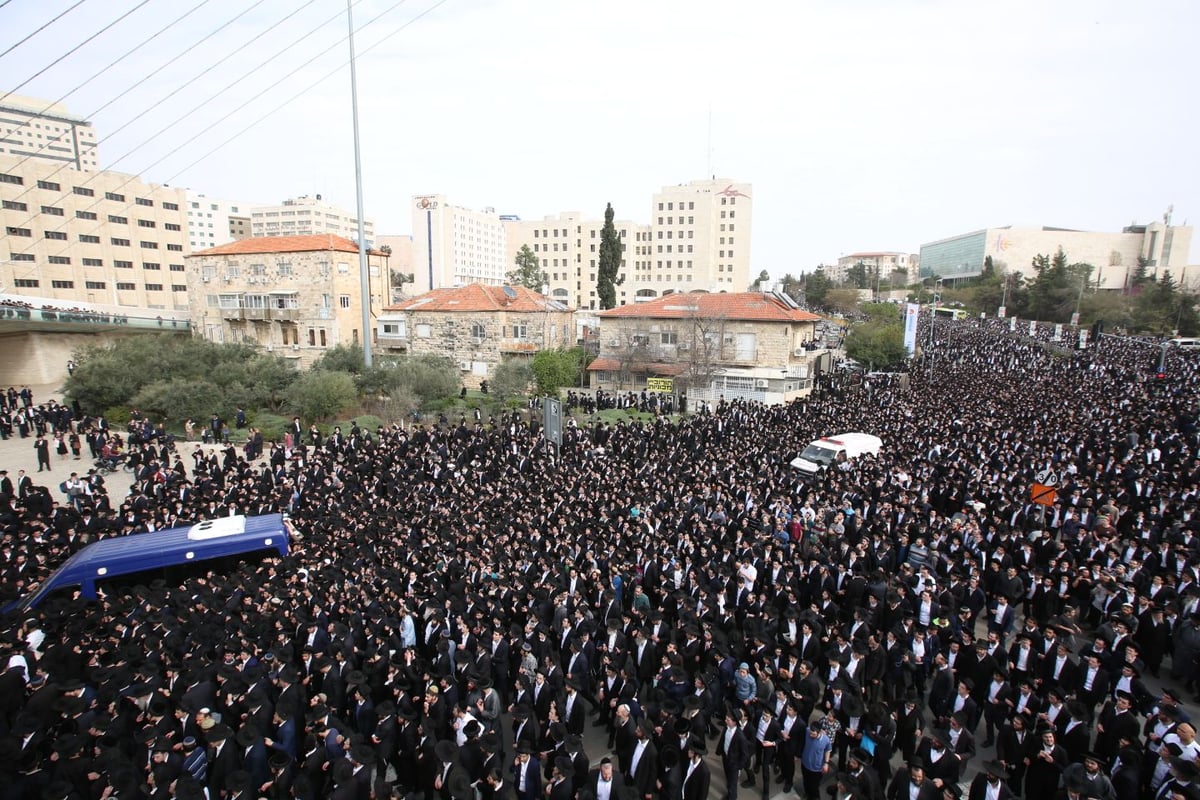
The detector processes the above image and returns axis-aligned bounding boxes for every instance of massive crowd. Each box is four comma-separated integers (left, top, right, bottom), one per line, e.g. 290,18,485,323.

1,317,1199,800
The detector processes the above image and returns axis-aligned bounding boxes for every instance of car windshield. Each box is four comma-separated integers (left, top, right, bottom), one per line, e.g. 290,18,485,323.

799,444,838,465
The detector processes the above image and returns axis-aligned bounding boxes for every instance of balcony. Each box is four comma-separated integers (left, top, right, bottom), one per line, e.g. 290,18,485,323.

271,307,300,322
219,307,245,321
243,308,270,322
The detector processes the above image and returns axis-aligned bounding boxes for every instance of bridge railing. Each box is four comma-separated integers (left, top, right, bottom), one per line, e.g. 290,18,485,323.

0,305,190,330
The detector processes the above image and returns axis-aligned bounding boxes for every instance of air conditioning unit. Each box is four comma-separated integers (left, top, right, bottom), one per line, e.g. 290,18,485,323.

677,342,690,352
471,337,483,345
291,344,299,350
265,345,273,352
223,276,232,282
755,379,769,388
608,339,620,347
794,347,806,356
459,360,471,371
201,276,210,283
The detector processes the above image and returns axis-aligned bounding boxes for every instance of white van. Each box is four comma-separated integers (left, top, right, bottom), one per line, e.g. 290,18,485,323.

1170,337,1200,350
790,432,883,475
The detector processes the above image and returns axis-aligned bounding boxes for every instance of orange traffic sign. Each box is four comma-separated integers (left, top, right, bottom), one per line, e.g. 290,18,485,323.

1031,483,1057,506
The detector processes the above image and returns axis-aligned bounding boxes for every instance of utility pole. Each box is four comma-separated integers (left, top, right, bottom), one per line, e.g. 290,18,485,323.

347,0,372,367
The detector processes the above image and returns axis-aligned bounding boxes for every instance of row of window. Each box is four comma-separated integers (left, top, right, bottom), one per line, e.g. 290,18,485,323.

12,279,185,291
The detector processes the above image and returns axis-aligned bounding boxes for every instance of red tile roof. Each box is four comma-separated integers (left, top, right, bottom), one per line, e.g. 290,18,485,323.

191,234,371,256
599,292,821,323
587,357,684,376
384,284,571,313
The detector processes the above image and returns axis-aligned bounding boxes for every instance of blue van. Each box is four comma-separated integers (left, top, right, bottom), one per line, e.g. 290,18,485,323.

6,514,292,613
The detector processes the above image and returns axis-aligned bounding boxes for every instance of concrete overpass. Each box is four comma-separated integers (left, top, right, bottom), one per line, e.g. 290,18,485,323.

0,295,190,385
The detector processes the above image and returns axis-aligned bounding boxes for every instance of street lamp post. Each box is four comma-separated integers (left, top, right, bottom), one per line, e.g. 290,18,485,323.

928,278,942,379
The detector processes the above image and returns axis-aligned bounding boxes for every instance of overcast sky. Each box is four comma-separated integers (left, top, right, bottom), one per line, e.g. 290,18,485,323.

3,0,1197,276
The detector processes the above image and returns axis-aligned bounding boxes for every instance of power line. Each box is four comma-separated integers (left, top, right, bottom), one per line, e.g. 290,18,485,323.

0,0,89,62
1,0,322,209
3,0,215,170
0,0,154,106
165,0,450,186
12,0,436,265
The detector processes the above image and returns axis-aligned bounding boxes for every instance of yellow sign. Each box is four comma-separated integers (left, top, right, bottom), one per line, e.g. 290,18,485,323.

646,378,673,393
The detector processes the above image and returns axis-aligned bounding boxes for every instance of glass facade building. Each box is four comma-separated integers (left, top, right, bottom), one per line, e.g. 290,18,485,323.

919,230,987,278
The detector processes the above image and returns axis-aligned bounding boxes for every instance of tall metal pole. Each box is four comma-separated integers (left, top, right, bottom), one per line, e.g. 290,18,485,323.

347,0,372,367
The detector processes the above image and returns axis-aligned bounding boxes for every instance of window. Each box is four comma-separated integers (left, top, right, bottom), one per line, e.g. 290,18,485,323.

135,197,153,207
10,253,35,262
79,234,100,243
164,222,180,231
105,192,125,202
660,331,678,345
172,284,187,292
145,283,163,292
73,186,94,197
471,323,486,339
163,201,179,211
85,280,106,289
2,200,26,211
7,227,31,237
51,280,75,289
13,279,38,287
138,219,156,228
45,230,67,240
108,215,127,224
167,243,183,252
319,329,326,347
308,328,315,346
111,237,130,246
76,210,97,220
169,264,184,272
82,258,103,267
116,282,135,290
37,180,60,191
339,295,351,309
48,256,70,265
41,205,64,216
278,262,292,277
338,262,350,274
416,324,431,338
0,173,22,185
513,323,529,340
143,262,161,270
114,260,133,269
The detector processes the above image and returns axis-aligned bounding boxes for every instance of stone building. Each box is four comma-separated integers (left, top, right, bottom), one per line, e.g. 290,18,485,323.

377,284,574,388
590,290,823,405
186,234,388,366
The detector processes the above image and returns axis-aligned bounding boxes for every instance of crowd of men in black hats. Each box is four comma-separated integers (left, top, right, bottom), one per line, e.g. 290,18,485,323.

1,316,1200,800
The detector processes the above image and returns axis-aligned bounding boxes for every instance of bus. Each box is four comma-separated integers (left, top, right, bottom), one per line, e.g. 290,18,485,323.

4,514,292,613
930,305,968,320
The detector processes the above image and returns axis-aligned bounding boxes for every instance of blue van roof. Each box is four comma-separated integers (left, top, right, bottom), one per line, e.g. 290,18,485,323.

13,514,289,610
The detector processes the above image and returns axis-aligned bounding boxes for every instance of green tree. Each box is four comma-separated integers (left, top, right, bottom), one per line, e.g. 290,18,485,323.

312,344,365,374
531,347,587,395
284,370,357,422
1129,256,1151,291
597,203,624,309
861,302,901,321
131,379,227,426
391,355,461,404
749,269,770,291
803,269,832,308
846,261,870,289
507,244,546,290
823,287,861,315
844,320,907,370
489,358,535,399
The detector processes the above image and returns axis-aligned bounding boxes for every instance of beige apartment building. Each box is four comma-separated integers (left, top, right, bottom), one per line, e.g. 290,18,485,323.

591,290,822,405
377,284,574,388
409,195,509,294
0,94,99,171
186,234,388,366
250,195,375,248
832,251,914,284
503,178,754,311
0,154,190,310
186,192,255,252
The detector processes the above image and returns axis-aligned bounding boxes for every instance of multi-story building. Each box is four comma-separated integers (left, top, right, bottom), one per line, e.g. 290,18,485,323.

919,221,1195,289
186,192,255,252
0,154,189,310
374,234,415,303
376,284,574,388
832,251,914,285
503,212,647,310
410,195,508,294
0,94,99,171
590,290,822,405
186,234,388,366
503,178,754,311
250,195,375,249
